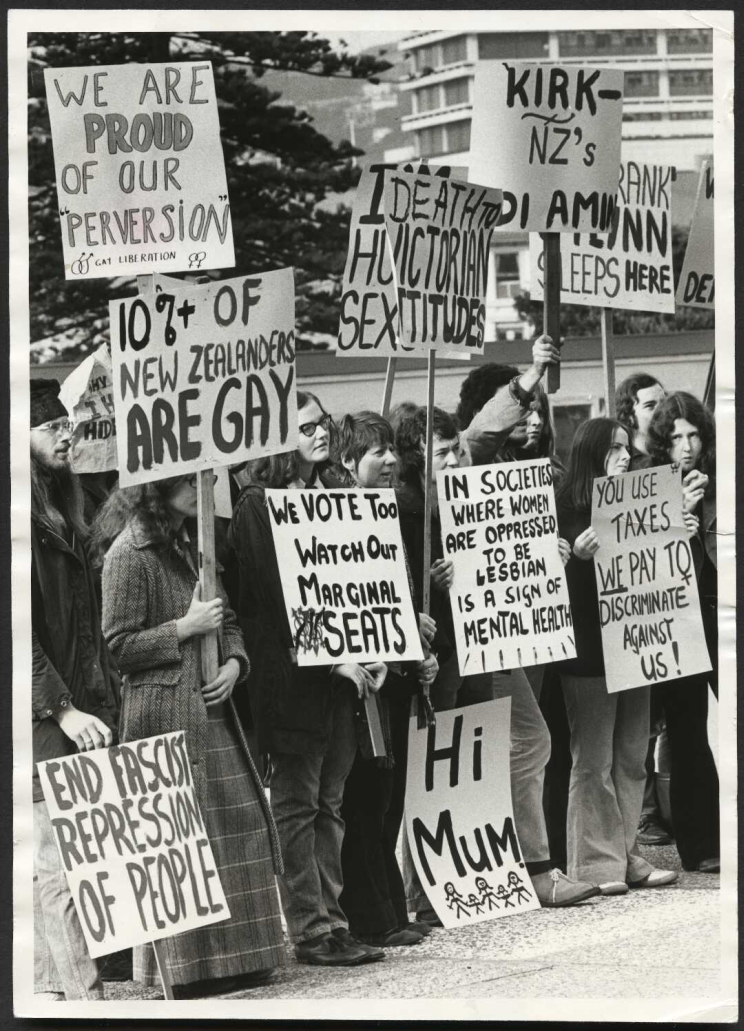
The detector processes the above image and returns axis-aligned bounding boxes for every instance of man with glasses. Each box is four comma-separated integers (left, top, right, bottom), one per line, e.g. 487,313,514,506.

30,379,119,1000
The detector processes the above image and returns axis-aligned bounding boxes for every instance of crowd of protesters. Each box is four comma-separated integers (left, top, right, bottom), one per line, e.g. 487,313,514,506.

30,337,719,1000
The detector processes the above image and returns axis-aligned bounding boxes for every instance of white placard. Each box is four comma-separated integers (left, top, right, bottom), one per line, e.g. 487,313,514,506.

676,159,714,309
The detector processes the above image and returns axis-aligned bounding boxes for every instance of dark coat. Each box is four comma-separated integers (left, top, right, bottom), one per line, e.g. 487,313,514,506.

102,520,253,812
556,502,606,677
228,485,340,756
32,518,118,801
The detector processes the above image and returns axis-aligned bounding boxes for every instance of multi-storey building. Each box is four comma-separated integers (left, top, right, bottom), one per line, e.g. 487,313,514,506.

388,23,714,339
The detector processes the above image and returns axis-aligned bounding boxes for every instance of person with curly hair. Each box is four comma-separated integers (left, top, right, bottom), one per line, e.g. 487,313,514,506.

95,473,286,998
228,392,387,967
644,392,720,873
615,373,665,468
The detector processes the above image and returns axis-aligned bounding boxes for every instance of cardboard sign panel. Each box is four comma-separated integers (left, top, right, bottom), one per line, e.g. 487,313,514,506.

592,465,712,693
37,733,229,959
469,62,624,233
405,698,540,928
265,487,424,666
110,268,297,486
437,461,576,675
44,62,234,279
337,163,473,359
59,345,118,473
529,161,675,313
676,159,714,309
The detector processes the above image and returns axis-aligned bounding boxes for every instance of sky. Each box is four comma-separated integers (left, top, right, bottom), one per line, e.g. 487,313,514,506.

320,30,407,54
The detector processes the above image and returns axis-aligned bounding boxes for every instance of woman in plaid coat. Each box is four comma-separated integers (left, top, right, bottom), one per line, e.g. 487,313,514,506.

96,473,285,999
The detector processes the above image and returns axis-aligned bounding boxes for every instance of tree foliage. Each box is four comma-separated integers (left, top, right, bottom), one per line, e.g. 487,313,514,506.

28,31,392,360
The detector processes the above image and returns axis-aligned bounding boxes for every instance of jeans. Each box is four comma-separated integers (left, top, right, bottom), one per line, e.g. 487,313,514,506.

34,800,103,999
270,683,358,944
562,675,654,884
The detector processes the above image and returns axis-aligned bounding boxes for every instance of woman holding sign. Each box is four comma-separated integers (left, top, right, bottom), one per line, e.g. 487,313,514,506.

646,392,720,873
229,392,389,968
556,418,679,895
96,474,286,998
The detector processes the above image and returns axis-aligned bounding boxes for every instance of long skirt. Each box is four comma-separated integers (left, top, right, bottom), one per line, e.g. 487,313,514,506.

134,703,286,988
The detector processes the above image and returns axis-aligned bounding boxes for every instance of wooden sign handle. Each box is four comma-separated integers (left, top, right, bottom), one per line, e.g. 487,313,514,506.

601,308,617,418
541,233,562,394
381,357,398,419
153,938,174,1000
197,470,220,684
421,350,436,616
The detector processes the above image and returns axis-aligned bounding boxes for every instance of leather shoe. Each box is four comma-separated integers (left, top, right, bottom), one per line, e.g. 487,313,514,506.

296,933,383,967
698,857,720,873
637,814,673,846
415,907,443,928
356,927,424,947
406,920,432,937
598,881,630,896
532,868,600,907
331,927,386,962
628,869,679,888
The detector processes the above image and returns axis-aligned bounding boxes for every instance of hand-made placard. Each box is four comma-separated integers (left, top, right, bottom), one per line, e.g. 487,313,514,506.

44,61,234,279
37,732,229,958
405,697,540,928
265,487,424,666
676,159,714,309
59,344,118,473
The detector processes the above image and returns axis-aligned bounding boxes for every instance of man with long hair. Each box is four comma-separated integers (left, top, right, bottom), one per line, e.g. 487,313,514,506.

615,373,665,467
31,379,119,1000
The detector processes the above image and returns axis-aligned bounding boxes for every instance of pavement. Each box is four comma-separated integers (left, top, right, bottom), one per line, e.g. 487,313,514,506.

103,844,728,1011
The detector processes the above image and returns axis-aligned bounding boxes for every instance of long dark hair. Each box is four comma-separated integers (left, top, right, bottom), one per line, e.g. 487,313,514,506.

395,406,460,486
615,372,663,431
31,451,87,542
501,384,557,462
647,391,716,485
455,363,519,429
89,475,187,568
555,417,628,513
246,390,333,488
334,411,395,486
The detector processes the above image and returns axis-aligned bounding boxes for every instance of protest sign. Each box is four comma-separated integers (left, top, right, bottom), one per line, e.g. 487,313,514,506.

44,62,234,279
437,460,576,675
382,170,502,355
265,487,423,666
337,163,476,358
469,62,624,233
110,267,297,486
59,344,118,473
529,161,675,313
592,465,711,692
405,697,540,928
676,159,714,309
37,732,229,959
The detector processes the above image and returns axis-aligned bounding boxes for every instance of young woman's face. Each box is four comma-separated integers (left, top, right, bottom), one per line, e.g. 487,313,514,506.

604,427,631,476
669,417,703,472
430,434,462,482
350,442,397,489
297,400,330,468
525,409,544,451
165,476,198,522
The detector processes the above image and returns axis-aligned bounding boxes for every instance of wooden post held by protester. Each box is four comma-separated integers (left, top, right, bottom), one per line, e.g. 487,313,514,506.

541,233,562,394
196,471,220,685
381,357,398,419
422,349,436,617
601,308,617,418
153,939,175,1000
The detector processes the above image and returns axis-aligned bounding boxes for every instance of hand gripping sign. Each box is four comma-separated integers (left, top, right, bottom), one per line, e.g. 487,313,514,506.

110,268,297,486
37,733,229,959
44,61,234,279
405,697,540,928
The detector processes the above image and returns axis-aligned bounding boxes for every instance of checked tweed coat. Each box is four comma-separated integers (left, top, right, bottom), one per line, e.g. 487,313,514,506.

101,518,282,873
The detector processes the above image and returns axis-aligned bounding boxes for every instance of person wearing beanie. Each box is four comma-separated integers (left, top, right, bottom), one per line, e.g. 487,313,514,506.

30,379,119,1001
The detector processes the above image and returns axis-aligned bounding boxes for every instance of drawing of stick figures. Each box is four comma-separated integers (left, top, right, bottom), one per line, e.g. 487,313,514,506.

467,893,485,916
444,882,471,919
507,871,532,905
475,876,500,911
496,885,514,908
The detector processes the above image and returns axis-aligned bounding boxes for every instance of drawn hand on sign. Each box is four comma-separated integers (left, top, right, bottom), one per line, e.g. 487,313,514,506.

55,706,113,752
558,537,571,567
177,583,225,641
336,663,376,700
416,654,439,688
573,526,600,561
681,469,709,513
431,558,455,592
418,612,437,647
201,657,241,707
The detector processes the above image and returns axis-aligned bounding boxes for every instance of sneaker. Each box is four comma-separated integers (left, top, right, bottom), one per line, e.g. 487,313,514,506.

599,881,630,896
296,932,383,967
330,927,386,962
532,868,601,907
637,814,673,846
356,927,424,947
628,869,679,889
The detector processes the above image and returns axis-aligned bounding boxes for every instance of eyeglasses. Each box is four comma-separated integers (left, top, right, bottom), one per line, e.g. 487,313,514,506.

299,413,333,438
34,418,72,437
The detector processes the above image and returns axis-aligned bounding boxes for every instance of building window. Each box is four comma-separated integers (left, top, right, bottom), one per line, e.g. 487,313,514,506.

622,111,664,122
417,125,445,157
478,32,549,60
668,69,713,96
558,29,658,57
623,70,660,98
495,252,521,300
666,28,713,54
416,84,440,114
444,78,469,107
668,109,714,120
445,120,471,153
441,36,468,65
416,45,438,73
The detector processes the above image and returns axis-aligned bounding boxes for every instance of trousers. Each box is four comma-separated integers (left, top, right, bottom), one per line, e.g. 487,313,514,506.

34,800,103,999
270,683,358,944
562,675,654,884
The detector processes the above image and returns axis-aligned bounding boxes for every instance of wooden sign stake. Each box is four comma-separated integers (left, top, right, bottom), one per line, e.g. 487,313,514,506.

153,939,175,1000
541,233,562,394
422,349,436,617
601,308,617,418
197,470,220,685
381,357,398,419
